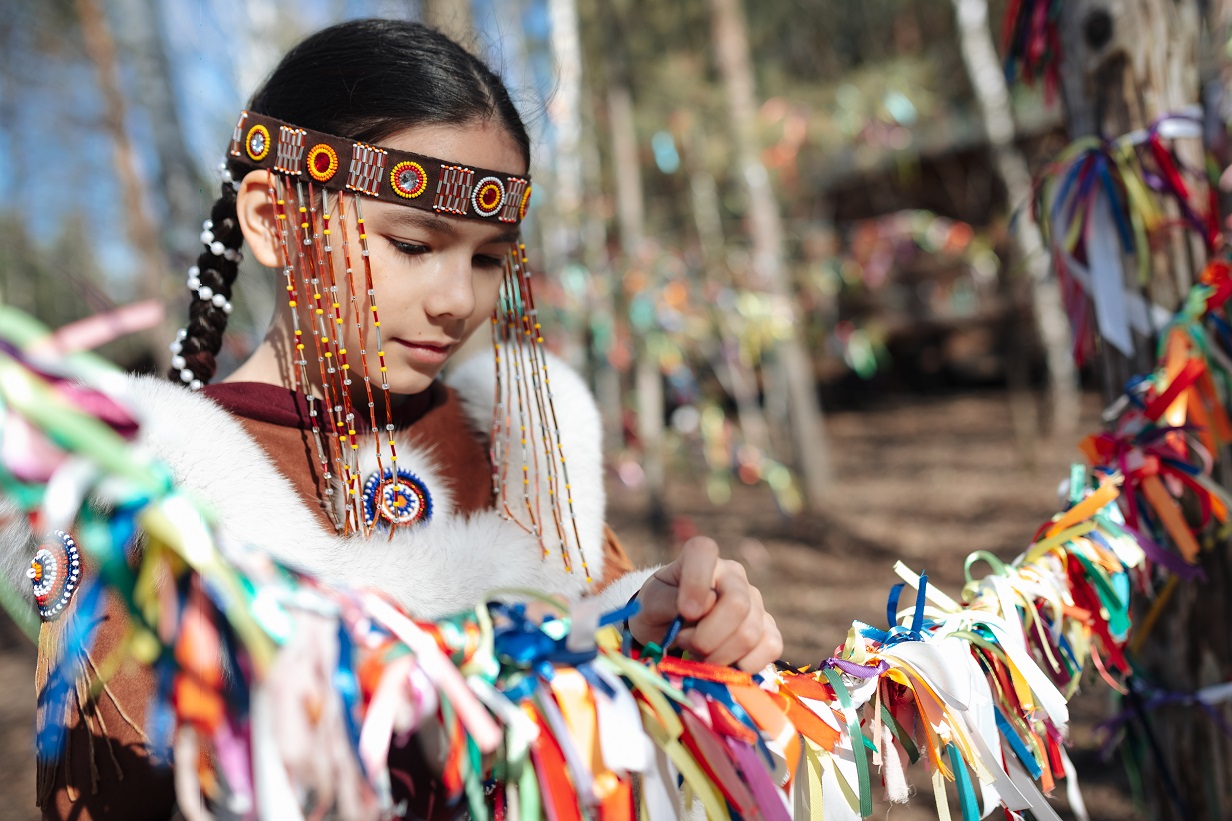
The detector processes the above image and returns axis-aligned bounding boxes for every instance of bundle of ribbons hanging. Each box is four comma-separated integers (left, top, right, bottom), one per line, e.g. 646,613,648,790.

1001,0,1062,101
1033,108,1221,366
5,113,1232,815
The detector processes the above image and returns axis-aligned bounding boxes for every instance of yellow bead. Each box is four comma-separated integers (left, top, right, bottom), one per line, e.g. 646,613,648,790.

289,300,297,307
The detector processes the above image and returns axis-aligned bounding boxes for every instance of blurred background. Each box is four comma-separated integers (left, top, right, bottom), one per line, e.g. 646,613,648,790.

3,0,1221,817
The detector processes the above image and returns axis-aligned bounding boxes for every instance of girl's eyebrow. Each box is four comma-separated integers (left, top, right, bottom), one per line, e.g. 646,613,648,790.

383,208,520,246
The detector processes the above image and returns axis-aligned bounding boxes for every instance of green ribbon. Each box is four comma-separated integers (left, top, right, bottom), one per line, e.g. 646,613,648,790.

823,666,872,818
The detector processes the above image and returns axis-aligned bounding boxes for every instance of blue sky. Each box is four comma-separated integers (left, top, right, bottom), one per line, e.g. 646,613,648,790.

1,0,556,297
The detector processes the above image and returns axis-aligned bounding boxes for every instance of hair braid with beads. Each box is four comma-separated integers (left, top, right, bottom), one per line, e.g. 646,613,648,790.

168,182,243,388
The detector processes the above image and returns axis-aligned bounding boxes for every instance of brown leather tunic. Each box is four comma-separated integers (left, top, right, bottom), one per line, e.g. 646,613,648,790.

35,380,632,820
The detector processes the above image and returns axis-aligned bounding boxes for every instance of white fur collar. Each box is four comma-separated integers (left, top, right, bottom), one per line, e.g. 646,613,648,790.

1,350,654,621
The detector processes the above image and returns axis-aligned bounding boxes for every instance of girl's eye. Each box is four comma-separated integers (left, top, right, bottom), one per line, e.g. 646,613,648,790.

473,254,505,271
389,239,429,257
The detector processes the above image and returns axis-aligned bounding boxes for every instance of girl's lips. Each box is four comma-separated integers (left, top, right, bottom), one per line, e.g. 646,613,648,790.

391,338,454,365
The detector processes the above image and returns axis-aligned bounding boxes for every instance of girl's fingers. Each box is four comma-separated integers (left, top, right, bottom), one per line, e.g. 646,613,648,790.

734,612,783,672
698,600,765,667
684,565,754,657
675,537,720,620
632,573,683,629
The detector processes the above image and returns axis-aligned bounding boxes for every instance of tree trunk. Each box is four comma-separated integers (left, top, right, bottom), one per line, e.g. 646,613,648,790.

542,0,588,370
707,0,831,509
114,0,207,262
76,0,173,369
1057,2,1231,818
684,122,773,459
953,0,1081,438
580,97,623,453
602,5,668,534
421,0,472,48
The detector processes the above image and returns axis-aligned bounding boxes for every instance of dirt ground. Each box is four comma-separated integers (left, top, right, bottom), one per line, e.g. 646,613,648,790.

0,388,1138,820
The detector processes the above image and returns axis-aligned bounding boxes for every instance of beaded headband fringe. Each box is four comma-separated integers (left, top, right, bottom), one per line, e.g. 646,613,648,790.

229,111,532,225
170,115,589,580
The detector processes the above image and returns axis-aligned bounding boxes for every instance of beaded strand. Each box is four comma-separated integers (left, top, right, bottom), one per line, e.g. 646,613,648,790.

305,182,364,532
486,245,592,582
334,192,396,533
352,197,402,490
269,178,340,531
292,181,355,531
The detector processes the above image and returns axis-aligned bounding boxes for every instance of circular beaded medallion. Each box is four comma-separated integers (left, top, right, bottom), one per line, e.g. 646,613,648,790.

28,530,81,622
307,143,340,182
246,124,271,162
362,468,433,529
390,161,428,199
471,176,505,217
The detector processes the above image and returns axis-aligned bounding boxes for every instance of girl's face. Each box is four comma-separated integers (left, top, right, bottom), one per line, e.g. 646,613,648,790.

328,120,527,395
239,119,528,396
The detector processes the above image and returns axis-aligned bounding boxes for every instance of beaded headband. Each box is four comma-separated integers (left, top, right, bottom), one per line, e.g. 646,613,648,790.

227,111,533,225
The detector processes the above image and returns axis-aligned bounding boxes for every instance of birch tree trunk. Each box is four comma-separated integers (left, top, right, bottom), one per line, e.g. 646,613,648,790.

422,0,472,47
953,0,1081,437
1057,2,1231,817
683,122,773,460
602,4,667,532
114,0,208,280
707,0,831,509
76,0,173,368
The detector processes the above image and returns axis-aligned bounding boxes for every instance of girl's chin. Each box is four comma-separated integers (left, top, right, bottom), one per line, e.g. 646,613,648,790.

383,368,441,396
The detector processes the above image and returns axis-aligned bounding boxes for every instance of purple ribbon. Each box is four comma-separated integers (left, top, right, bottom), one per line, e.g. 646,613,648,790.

1096,684,1232,759
1120,522,1205,582
824,658,889,679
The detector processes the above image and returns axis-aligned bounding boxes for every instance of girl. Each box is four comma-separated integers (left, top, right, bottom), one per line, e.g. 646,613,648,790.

24,18,781,819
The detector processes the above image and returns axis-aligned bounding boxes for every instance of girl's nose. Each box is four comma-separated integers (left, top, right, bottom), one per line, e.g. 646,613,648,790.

422,251,478,320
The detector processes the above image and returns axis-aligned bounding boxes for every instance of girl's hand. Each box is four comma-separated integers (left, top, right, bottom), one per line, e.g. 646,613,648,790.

627,536,783,672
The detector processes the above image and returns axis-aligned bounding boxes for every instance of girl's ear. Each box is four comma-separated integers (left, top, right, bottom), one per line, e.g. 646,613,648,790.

235,170,282,268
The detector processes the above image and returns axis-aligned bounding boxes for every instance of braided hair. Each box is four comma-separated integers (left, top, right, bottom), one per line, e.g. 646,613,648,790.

169,184,243,387
168,18,530,387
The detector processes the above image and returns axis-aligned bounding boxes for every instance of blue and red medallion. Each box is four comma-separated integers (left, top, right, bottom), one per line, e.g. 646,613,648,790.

29,530,81,622
362,468,433,529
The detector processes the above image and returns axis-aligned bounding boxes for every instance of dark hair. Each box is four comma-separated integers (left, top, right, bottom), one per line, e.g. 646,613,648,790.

170,18,530,386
